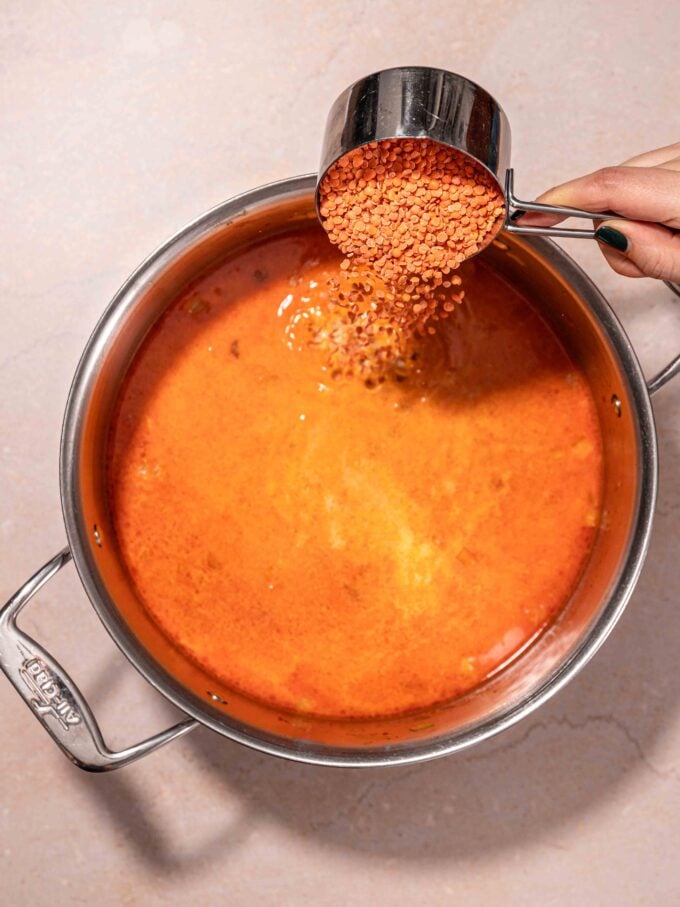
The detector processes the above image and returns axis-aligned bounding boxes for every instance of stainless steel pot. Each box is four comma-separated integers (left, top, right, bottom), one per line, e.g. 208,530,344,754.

1,175,678,772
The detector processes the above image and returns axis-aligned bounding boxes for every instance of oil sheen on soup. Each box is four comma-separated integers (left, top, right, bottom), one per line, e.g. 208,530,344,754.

108,226,603,719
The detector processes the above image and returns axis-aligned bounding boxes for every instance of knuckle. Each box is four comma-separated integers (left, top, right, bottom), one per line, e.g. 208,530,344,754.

590,166,625,194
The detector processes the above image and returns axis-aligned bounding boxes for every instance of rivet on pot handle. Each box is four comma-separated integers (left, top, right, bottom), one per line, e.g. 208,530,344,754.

0,549,197,771
647,282,680,396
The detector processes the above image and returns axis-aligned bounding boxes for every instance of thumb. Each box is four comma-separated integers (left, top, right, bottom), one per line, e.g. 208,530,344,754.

595,219,680,281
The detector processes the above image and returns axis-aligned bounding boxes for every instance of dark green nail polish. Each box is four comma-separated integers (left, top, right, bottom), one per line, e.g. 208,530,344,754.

510,209,526,222
595,226,629,253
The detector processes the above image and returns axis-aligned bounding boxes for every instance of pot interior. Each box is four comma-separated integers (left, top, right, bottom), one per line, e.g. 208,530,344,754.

62,179,652,764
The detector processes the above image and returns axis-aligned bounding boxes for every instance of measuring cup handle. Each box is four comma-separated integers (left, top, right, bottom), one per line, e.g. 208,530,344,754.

0,548,197,772
504,168,631,239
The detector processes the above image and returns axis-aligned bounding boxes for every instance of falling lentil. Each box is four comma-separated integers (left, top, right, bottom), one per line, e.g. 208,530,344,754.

314,138,506,377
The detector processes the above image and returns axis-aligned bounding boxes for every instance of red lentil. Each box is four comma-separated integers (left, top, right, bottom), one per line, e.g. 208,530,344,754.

315,138,506,377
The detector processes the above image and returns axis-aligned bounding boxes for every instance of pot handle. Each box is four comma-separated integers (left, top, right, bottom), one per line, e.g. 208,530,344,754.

0,548,197,772
647,283,680,395
648,353,680,395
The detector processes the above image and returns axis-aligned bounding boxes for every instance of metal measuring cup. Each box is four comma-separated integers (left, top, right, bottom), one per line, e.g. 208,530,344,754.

316,66,624,245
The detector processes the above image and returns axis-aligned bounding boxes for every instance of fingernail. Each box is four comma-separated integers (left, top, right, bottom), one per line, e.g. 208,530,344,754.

595,226,629,253
510,210,526,222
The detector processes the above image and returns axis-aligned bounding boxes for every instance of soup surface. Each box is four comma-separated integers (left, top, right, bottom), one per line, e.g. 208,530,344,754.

108,226,603,719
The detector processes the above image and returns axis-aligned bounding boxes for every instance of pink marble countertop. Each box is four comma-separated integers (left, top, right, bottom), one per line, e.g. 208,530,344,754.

2,2,679,904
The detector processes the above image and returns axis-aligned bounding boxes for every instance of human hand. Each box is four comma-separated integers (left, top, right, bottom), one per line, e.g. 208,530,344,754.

516,142,680,281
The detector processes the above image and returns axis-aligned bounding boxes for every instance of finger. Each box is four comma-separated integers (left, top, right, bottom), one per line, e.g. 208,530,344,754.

512,154,680,225
656,156,680,172
625,154,680,173
621,142,680,167
515,165,680,229
595,218,680,281
596,245,646,278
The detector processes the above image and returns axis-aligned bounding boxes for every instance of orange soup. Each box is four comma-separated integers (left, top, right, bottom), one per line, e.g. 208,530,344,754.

107,226,603,719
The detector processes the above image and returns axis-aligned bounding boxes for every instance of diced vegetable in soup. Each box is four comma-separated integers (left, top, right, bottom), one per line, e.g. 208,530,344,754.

107,226,603,719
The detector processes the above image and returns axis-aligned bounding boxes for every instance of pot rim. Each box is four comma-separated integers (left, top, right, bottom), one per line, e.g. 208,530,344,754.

59,174,658,767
